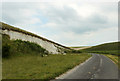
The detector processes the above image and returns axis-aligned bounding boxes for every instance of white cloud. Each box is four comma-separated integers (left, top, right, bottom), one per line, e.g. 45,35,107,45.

1,2,118,46
50,27,118,46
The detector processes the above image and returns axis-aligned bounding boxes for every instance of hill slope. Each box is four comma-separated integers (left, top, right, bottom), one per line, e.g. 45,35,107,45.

83,42,119,55
85,42,119,51
0,22,70,49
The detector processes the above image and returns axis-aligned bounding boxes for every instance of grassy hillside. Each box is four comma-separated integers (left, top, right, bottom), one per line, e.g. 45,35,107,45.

84,42,119,51
83,42,119,55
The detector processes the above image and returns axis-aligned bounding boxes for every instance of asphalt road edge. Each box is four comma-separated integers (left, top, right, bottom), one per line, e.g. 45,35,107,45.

55,55,93,79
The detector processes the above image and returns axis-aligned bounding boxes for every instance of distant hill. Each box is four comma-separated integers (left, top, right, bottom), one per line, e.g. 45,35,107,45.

84,42,119,51
83,42,119,55
70,46,92,50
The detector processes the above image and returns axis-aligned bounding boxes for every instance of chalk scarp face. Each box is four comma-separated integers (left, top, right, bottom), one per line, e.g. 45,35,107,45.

1,22,71,54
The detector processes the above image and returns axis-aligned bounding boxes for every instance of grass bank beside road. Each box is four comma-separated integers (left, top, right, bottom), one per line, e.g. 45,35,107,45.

104,54,120,68
3,54,91,80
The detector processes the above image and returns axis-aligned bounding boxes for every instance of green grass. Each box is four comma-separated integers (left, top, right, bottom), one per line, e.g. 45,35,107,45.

2,54,91,80
83,50,119,56
83,42,119,56
84,42,119,51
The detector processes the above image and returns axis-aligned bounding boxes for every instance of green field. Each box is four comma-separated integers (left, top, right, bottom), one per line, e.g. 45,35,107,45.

85,50,119,55
3,54,91,80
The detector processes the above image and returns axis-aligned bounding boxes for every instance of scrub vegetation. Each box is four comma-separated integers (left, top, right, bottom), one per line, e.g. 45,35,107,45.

2,34,47,58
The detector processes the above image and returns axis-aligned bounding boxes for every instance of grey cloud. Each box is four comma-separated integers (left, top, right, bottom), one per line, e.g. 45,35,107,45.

42,13,112,34
38,4,116,34
88,14,107,24
42,6,81,24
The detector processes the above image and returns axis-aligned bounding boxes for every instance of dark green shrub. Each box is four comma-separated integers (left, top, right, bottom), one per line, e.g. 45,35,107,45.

64,49,82,54
2,34,48,58
2,34,11,58
2,43,10,58
12,40,47,54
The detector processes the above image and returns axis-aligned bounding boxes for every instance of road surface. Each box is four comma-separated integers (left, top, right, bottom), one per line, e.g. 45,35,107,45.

54,54,119,80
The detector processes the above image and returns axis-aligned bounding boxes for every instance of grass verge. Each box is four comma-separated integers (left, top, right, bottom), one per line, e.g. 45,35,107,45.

104,54,120,68
2,54,91,80
82,50,119,56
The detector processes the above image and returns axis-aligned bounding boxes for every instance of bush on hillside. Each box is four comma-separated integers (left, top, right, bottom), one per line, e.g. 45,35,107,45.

2,44,10,58
2,34,48,58
2,34,11,58
64,49,82,54
72,50,82,53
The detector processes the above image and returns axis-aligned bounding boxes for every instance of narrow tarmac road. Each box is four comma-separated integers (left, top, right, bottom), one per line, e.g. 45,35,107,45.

55,54,119,80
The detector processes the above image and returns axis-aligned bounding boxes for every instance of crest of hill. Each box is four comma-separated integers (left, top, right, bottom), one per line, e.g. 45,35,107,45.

83,42,119,51
0,22,70,50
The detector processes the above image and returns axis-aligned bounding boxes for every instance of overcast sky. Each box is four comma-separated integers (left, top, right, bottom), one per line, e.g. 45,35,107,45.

1,0,118,46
